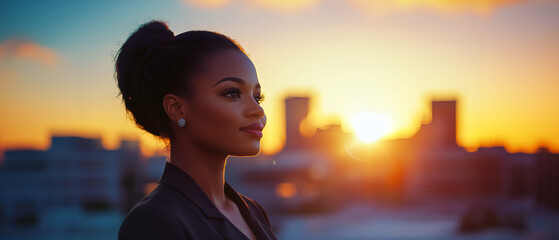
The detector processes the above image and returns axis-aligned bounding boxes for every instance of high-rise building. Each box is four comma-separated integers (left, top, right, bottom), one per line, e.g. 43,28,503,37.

431,100,457,148
413,100,458,149
284,96,310,150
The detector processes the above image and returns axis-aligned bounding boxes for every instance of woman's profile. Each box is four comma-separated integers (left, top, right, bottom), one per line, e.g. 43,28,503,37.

115,21,276,240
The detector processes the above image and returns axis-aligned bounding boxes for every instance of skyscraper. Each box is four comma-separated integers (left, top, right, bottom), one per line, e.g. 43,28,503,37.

284,96,310,150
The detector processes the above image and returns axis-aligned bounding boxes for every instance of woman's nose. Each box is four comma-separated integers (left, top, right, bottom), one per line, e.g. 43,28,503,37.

246,100,265,119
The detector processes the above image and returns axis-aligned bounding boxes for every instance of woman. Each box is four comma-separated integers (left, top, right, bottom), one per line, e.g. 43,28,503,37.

116,21,276,240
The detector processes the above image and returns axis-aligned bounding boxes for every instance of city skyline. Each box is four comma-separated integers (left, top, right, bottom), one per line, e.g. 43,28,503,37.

0,90,557,157
1,94,556,157
1,0,558,156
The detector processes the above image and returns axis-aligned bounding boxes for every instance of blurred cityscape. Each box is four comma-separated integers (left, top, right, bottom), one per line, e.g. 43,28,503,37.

1,95,558,239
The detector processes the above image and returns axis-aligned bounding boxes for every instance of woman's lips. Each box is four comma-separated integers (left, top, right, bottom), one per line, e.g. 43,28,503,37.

240,123,264,139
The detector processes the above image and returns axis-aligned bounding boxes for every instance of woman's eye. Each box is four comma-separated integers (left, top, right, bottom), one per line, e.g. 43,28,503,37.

254,94,265,104
223,88,241,99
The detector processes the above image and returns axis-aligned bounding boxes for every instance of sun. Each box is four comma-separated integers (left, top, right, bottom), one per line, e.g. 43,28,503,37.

351,112,393,143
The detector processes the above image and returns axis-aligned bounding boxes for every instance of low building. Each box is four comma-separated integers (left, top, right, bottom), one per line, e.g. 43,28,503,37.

0,136,143,229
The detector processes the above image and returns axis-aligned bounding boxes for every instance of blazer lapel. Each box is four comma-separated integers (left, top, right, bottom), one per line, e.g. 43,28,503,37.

225,183,276,240
244,213,274,240
159,163,250,239
159,163,223,218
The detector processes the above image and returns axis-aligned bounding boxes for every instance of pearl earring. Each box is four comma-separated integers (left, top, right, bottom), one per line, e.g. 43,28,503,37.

177,118,186,127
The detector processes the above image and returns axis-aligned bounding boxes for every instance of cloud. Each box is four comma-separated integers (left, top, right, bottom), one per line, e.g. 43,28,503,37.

249,0,319,12
0,38,59,66
181,0,528,15
181,0,319,12
181,0,232,9
349,0,528,16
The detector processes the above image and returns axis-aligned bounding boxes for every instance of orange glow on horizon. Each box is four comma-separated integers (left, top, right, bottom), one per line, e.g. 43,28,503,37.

1,92,558,157
1,93,558,157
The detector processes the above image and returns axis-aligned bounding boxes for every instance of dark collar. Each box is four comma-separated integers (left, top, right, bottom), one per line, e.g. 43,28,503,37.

159,162,224,219
159,162,272,240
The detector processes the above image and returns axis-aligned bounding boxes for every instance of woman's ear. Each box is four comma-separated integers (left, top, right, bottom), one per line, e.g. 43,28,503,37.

163,94,188,123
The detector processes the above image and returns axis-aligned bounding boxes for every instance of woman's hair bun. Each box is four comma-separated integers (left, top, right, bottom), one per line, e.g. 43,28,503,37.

115,21,175,138
115,20,245,140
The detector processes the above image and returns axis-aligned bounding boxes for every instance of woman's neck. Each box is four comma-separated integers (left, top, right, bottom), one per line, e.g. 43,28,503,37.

169,140,229,208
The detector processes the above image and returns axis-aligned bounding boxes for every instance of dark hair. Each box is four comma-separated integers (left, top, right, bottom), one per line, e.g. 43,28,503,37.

115,21,244,140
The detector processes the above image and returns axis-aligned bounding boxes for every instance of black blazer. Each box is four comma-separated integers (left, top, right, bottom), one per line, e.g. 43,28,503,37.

119,163,277,240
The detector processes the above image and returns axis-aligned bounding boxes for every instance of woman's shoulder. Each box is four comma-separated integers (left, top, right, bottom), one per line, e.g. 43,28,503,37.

119,200,183,240
118,183,203,240
125,182,207,218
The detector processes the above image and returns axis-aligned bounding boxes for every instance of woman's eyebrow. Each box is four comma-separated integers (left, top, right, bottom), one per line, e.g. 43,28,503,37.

213,77,245,86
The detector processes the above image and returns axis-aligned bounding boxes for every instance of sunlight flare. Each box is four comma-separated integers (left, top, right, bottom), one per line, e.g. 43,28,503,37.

351,112,393,143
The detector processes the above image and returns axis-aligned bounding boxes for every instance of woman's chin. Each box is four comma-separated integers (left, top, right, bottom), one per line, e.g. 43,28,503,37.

231,144,261,157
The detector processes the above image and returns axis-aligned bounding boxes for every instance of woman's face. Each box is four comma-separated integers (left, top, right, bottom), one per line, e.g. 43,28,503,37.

182,49,266,156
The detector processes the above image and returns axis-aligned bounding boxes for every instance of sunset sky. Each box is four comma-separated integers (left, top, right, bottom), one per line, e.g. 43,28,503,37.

1,0,558,156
